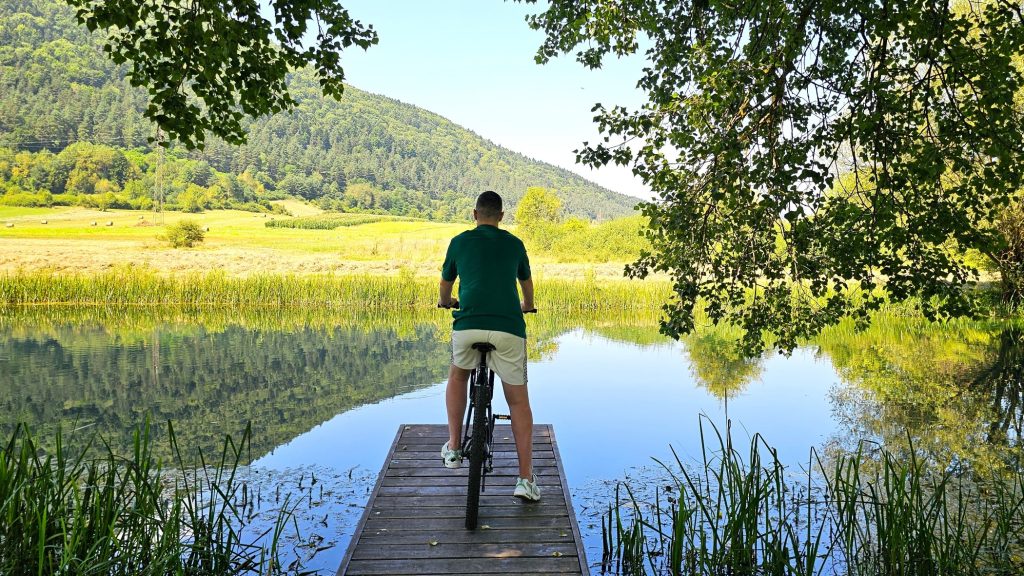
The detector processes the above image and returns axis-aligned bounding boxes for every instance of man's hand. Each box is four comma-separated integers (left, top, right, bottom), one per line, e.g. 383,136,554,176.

439,279,456,308
519,277,535,313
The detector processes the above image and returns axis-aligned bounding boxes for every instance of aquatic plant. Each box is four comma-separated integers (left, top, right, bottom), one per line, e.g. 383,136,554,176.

0,269,672,312
601,418,1024,576
0,422,295,575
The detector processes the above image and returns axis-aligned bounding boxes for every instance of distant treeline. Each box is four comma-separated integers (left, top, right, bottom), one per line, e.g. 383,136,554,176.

0,0,637,221
0,143,282,213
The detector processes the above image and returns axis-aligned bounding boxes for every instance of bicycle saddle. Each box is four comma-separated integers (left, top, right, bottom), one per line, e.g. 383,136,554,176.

471,342,496,352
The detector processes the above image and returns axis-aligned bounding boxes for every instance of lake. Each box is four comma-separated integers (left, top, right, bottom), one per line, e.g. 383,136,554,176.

1,307,1020,574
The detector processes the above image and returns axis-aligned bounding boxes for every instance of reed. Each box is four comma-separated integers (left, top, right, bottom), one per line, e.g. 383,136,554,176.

263,213,411,229
0,422,295,576
601,418,1024,576
0,269,672,312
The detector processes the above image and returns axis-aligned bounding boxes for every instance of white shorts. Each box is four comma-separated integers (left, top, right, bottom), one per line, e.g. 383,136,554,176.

451,329,528,386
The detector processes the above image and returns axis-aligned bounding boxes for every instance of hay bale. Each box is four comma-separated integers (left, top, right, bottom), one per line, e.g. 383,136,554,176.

90,221,97,226
4,223,12,228
41,220,47,224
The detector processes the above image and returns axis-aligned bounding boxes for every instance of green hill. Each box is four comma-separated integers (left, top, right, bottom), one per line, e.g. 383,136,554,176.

0,0,637,220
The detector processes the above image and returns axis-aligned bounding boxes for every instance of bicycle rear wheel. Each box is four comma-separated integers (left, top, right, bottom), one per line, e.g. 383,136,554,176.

465,367,489,529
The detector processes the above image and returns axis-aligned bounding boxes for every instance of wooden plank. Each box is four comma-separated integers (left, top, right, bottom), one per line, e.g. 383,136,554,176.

337,424,587,576
399,424,552,437
388,449,555,459
370,494,567,508
384,465,559,478
363,516,571,531
367,505,569,520
380,475,561,487
385,457,557,468
345,557,581,575
356,528,576,545
351,541,577,560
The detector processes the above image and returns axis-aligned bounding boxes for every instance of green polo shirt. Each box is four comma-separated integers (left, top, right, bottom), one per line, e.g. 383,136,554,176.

441,224,531,338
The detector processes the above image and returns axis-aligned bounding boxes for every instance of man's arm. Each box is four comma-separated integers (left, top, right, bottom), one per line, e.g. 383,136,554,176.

520,277,535,311
439,279,456,307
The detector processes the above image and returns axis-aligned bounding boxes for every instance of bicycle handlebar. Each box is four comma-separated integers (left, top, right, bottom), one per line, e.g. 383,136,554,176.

438,300,538,314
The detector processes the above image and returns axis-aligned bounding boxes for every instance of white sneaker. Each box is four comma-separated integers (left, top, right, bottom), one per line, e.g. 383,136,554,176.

441,441,462,469
513,475,541,501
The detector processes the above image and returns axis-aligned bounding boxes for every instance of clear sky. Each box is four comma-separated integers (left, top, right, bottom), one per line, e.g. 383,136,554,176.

332,1,652,200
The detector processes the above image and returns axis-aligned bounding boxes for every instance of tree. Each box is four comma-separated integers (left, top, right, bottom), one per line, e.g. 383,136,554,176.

520,0,1024,355
165,219,206,248
63,0,378,149
515,186,563,249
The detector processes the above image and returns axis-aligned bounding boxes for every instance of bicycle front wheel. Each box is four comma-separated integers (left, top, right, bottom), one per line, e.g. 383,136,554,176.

465,368,488,529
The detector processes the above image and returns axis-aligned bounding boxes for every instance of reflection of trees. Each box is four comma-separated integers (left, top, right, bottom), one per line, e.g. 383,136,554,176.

971,328,1023,465
0,322,450,460
685,325,763,400
0,305,673,460
817,318,1023,473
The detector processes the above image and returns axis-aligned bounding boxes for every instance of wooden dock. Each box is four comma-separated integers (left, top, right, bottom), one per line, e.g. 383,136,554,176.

336,424,589,576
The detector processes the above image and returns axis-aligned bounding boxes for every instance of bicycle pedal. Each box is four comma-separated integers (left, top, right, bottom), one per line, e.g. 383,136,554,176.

494,414,511,421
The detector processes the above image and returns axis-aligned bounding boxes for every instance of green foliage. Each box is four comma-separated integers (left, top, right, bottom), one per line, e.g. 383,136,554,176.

0,0,636,221
61,0,377,149
0,145,273,213
165,219,205,248
520,214,651,262
991,196,1024,306
515,185,562,224
522,0,1024,356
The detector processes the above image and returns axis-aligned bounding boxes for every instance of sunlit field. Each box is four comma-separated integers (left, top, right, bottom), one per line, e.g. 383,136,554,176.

0,205,635,279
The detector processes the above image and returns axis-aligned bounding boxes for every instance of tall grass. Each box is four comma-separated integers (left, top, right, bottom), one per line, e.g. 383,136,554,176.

264,213,412,229
0,269,672,312
601,418,1024,576
0,422,295,576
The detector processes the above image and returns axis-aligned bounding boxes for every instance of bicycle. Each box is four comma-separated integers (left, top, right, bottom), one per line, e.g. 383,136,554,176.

439,300,536,529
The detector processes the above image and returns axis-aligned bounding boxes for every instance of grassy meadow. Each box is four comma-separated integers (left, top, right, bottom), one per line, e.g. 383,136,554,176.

0,202,641,280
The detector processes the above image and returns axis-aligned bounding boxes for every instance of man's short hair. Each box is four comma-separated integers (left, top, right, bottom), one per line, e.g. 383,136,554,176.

475,190,503,219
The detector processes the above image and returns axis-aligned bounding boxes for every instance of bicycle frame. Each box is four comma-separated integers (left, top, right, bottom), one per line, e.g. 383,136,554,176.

461,346,509,495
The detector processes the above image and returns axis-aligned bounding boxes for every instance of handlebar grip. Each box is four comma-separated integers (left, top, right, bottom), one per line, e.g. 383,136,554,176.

524,308,538,314
438,299,460,310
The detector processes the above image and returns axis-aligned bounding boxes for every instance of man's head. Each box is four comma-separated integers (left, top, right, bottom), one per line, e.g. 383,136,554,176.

474,190,503,223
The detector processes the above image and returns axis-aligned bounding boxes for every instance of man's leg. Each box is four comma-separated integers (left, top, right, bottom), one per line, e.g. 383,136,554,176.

502,382,533,479
446,364,471,450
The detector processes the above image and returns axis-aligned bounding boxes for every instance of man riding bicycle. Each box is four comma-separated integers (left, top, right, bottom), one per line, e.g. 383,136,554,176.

437,190,540,502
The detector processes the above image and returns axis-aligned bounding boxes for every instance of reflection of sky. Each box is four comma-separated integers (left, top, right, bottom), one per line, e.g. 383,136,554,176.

255,329,841,573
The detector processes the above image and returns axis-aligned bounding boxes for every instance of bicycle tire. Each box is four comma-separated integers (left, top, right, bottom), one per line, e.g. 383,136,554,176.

464,366,489,529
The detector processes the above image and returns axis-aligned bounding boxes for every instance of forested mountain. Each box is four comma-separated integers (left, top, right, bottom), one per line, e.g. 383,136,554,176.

0,0,637,220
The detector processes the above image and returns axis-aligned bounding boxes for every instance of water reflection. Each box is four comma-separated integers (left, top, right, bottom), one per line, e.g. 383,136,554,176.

1,306,1021,573
818,318,1023,474
0,316,450,459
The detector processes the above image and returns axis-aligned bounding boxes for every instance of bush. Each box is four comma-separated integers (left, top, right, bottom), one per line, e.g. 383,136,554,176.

165,219,205,248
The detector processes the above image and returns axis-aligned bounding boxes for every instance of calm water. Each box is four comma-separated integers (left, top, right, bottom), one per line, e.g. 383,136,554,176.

1,308,1020,573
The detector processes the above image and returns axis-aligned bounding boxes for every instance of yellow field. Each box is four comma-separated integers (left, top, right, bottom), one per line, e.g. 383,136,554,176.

0,205,633,279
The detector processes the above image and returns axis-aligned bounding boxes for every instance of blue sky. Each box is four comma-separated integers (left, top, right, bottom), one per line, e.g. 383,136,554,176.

332,1,652,199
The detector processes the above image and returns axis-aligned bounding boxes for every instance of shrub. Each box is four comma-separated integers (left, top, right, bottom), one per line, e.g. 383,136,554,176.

165,219,205,248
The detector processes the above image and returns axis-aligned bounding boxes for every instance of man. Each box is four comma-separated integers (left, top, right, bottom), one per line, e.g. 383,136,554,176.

437,190,540,501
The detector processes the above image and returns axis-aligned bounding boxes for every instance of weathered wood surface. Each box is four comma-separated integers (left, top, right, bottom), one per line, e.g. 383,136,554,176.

337,424,589,576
